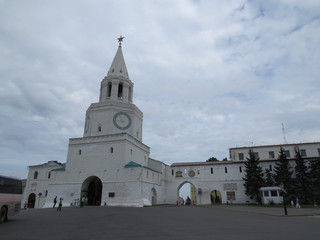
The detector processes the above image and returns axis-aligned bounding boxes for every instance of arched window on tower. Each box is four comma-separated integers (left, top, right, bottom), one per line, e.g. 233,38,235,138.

34,171,38,179
107,82,112,97
129,86,133,102
98,125,102,132
118,83,123,98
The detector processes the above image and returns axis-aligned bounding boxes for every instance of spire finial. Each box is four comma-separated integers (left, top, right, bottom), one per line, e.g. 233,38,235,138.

117,35,124,46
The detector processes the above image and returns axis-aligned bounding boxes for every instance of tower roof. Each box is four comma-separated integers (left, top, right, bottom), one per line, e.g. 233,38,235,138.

107,38,129,79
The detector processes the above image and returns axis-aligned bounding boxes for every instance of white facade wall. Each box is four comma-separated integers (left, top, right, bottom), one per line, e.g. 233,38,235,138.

230,142,320,161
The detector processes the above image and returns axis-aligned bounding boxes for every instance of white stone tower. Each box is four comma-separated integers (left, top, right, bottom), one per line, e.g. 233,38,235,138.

83,36,143,141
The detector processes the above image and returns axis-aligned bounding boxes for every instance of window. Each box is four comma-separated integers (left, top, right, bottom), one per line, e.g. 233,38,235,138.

284,150,290,157
98,125,102,132
110,147,113,153
269,151,275,159
318,148,320,156
45,190,48,197
269,165,273,171
172,169,174,176
239,166,242,173
118,83,123,98
130,149,133,155
48,172,51,179
211,168,213,174
238,153,244,160
108,192,115,198
78,149,82,155
254,152,259,159
34,171,38,179
300,149,306,157
225,167,228,174
0,176,23,194
107,82,112,97
197,169,200,175
264,191,269,197
227,191,236,201
270,190,278,197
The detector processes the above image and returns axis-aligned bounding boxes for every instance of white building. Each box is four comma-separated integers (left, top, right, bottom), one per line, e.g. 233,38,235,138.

22,39,320,208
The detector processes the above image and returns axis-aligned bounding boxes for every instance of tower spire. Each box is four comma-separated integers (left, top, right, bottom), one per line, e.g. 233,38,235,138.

107,35,129,79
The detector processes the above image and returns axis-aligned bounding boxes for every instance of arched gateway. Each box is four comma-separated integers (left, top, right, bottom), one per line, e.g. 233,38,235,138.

28,193,36,208
81,176,102,206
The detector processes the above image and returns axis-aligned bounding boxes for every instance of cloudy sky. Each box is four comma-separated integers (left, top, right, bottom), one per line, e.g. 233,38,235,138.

1,0,319,179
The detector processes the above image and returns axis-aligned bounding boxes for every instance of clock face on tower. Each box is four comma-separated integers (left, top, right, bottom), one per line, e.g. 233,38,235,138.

113,112,132,130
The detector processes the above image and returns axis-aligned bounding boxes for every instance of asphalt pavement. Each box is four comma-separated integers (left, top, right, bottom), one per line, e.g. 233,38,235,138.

1,205,319,240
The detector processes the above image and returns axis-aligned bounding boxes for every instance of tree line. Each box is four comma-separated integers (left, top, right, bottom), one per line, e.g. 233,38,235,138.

243,147,320,205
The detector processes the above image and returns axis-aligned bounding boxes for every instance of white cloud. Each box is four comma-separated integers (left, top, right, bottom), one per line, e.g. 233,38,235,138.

0,0,319,178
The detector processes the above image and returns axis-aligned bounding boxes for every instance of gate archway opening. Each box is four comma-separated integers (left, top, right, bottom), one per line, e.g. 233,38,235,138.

178,182,196,205
28,193,36,208
81,176,102,206
151,188,157,205
210,190,222,204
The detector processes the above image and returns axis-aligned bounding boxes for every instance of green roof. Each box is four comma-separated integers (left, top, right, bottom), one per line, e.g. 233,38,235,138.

125,161,141,168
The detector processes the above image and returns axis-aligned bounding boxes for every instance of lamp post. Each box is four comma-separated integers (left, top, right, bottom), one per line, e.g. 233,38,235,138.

280,184,288,215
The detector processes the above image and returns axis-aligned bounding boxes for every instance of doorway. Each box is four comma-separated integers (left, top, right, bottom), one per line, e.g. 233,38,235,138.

210,190,222,204
28,193,36,208
81,176,102,206
178,182,196,205
151,188,157,205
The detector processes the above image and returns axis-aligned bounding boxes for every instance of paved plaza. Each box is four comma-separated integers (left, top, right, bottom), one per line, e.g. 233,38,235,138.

1,205,319,240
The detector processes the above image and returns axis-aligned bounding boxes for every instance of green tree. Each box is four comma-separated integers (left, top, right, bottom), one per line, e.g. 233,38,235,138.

273,147,293,194
206,157,219,162
264,169,274,186
294,147,312,204
309,158,320,205
243,149,265,202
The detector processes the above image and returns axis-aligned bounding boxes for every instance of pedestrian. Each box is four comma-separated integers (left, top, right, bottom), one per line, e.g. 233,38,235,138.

295,197,301,208
291,199,294,207
80,196,85,208
53,196,57,208
57,198,63,211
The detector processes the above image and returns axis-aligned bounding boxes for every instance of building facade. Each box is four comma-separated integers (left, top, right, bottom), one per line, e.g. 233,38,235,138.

22,40,320,208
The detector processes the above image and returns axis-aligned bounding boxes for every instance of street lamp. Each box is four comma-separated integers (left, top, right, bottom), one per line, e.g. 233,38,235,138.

280,184,288,215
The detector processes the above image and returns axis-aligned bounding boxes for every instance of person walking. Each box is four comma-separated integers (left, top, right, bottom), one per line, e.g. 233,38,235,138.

80,196,85,208
57,198,63,212
53,196,57,208
295,197,301,208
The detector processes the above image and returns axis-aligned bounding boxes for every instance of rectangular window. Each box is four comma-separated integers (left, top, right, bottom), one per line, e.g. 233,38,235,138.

108,192,115,198
284,150,290,157
270,190,278,197
269,165,273,171
227,191,236,201
211,168,213,174
264,191,269,197
300,149,307,157
238,153,244,160
318,148,320,156
172,169,174,176
269,151,275,159
239,166,242,173
225,167,228,174
0,177,23,194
